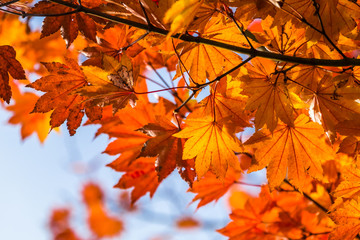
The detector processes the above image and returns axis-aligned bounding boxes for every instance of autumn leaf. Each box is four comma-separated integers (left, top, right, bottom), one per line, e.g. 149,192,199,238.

6,90,52,143
189,168,241,208
139,117,195,185
241,58,303,132
246,114,334,190
175,216,200,229
78,55,138,114
174,16,244,85
30,0,97,47
336,120,360,136
252,16,307,55
163,0,204,37
217,186,277,239
27,58,102,135
0,45,26,103
332,166,360,199
93,100,171,203
329,197,360,240
337,136,360,162
82,183,123,238
82,24,144,65
49,209,80,240
274,0,357,42
219,185,332,239
174,111,242,178
304,74,360,134
114,157,160,204
199,84,251,129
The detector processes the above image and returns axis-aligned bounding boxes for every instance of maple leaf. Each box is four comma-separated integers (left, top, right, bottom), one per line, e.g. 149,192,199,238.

27,58,102,135
189,168,241,208
93,100,170,203
337,136,360,162
252,17,307,55
6,89,52,143
0,45,26,103
217,186,278,240
336,120,360,137
329,197,360,240
78,55,138,114
174,15,244,85
274,0,357,43
138,118,196,185
114,157,160,204
82,24,144,65
175,216,200,229
163,0,204,37
29,0,97,47
246,114,334,190
174,111,242,178
199,83,251,129
241,58,303,132
303,74,360,134
220,185,332,239
82,183,123,238
332,166,360,199
49,209,81,240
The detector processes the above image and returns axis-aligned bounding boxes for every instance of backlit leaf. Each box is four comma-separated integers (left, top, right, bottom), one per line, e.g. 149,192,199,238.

174,112,242,178
139,118,195,185
329,197,360,240
189,168,241,208
246,114,334,190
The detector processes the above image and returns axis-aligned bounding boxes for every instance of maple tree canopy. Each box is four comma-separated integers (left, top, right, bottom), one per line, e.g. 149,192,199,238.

3,0,360,239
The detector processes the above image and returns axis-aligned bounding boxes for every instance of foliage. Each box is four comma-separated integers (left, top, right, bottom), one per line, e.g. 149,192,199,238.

2,0,360,239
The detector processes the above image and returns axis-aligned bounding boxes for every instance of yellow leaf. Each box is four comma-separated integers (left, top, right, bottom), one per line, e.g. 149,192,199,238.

246,114,334,190
163,0,204,37
174,113,242,178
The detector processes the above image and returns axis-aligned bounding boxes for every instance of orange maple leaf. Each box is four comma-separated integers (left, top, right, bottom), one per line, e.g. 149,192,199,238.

82,183,123,238
27,58,102,135
332,166,360,199
93,100,168,203
329,197,360,240
303,74,360,134
173,16,244,85
174,112,242,178
78,55,138,114
114,157,160,204
163,0,204,37
49,208,81,240
29,0,98,47
189,168,241,208
241,58,304,132
0,45,26,103
246,114,334,190
139,118,196,185
6,89,52,143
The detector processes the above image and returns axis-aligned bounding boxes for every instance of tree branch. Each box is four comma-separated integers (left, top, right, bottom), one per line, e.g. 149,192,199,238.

47,0,360,67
